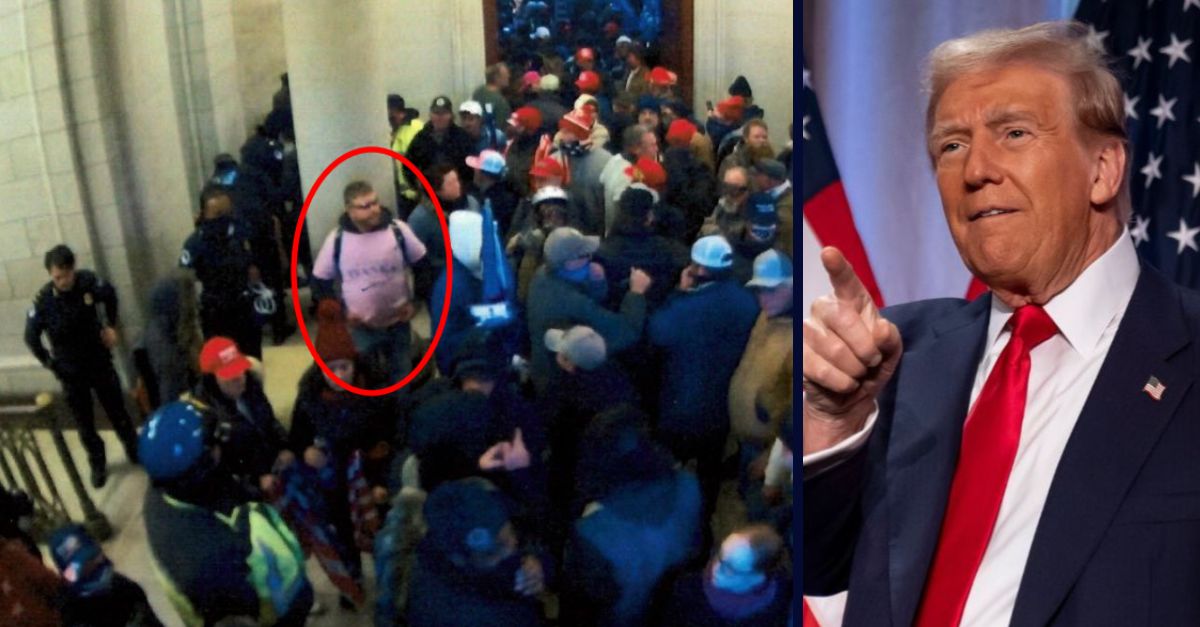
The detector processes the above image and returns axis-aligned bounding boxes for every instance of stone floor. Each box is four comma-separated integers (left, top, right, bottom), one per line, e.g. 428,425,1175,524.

23,294,749,626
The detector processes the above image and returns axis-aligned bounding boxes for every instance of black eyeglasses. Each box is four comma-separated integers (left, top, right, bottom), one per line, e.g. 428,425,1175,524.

350,199,380,210
722,184,749,196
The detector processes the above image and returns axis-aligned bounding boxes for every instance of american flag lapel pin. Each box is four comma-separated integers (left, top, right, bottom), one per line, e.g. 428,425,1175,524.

1142,376,1166,401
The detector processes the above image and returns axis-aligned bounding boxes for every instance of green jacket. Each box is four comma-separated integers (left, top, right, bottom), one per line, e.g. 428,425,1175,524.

144,489,313,626
392,119,427,200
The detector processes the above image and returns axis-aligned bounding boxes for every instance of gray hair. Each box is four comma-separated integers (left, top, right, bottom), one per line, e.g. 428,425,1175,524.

924,20,1130,220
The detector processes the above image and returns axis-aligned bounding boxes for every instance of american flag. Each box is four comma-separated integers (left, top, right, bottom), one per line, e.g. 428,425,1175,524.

1143,375,1167,401
801,53,884,316
800,52,878,627
1075,0,1200,289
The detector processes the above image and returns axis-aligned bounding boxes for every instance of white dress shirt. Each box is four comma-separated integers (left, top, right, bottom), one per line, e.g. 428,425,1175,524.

803,230,1140,626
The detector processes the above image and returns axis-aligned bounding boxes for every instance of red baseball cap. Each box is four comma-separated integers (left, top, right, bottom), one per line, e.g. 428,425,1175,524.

648,67,678,86
666,119,698,148
716,96,746,120
199,337,252,381
530,157,565,179
625,157,667,191
508,106,543,132
575,70,602,94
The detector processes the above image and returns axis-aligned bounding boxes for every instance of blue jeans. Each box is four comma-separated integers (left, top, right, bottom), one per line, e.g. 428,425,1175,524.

350,321,412,385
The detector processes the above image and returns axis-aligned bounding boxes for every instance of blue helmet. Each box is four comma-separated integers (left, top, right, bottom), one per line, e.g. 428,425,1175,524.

139,401,209,482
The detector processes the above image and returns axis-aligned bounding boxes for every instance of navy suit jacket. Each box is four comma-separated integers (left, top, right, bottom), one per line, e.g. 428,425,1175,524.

805,265,1200,626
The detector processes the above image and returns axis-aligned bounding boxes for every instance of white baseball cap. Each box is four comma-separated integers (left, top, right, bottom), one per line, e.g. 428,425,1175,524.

459,100,484,117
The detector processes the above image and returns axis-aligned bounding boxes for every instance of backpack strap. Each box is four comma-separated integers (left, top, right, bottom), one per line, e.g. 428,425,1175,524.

333,220,409,286
333,226,344,279
389,221,410,267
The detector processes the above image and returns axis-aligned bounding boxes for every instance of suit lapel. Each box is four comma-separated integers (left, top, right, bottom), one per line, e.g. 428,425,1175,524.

886,296,991,626
1010,268,1194,626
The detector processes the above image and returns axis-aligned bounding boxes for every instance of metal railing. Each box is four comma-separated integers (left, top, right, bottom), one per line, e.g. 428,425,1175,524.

0,393,112,541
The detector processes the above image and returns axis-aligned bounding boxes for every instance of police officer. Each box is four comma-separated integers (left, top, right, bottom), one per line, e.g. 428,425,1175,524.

139,401,313,626
180,184,264,359
25,245,139,489
236,132,296,346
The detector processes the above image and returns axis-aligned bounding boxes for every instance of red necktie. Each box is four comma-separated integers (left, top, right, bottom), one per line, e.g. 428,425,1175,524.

915,305,1058,626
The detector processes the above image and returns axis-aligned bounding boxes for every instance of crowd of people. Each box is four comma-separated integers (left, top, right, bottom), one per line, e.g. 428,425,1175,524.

12,18,794,627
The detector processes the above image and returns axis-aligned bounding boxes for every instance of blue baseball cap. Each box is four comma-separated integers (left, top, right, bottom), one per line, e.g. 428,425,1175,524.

691,235,734,269
746,249,793,289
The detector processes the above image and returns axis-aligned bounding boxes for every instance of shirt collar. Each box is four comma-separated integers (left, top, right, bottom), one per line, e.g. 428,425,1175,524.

769,180,791,198
985,227,1139,357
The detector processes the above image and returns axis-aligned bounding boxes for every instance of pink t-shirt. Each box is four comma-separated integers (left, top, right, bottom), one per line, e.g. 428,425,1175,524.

313,219,427,328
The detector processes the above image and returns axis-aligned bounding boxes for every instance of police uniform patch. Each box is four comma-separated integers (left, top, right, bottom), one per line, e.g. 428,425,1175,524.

84,293,94,306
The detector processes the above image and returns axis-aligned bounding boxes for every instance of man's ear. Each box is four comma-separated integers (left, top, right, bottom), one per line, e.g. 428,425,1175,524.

1089,137,1126,207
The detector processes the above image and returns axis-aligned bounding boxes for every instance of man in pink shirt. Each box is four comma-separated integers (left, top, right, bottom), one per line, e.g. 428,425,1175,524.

313,181,431,383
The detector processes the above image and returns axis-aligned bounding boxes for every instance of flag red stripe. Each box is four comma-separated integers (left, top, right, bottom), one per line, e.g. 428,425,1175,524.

803,180,885,307
803,599,822,627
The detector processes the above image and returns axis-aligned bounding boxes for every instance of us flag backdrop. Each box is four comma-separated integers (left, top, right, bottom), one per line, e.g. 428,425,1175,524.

800,54,884,317
799,54,872,627
1076,0,1200,289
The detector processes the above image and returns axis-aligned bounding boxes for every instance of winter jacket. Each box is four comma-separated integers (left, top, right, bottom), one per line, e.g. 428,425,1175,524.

142,278,198,407
406,541,549,627
476,179,523,238
391,118,426,202
288,364,396,471
561,471,702,627
772,185,794,257
728,312,793,445
530,94,568,135
144,489,312,626
594,229,690,312
647,281,759,439
663,147,718,241
188,375,287,493
526,268,647,393
559,145,613,236
408,385,549,518
405,123,476,193
505,133,542,198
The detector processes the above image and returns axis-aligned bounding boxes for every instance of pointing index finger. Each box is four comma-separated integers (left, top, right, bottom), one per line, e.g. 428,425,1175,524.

821,247,870,306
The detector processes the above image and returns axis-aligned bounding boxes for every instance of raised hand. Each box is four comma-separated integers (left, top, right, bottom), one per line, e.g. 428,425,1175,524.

802,247,902,454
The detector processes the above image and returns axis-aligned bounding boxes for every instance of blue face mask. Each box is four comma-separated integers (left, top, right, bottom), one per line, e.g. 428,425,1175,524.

557,263,591,283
